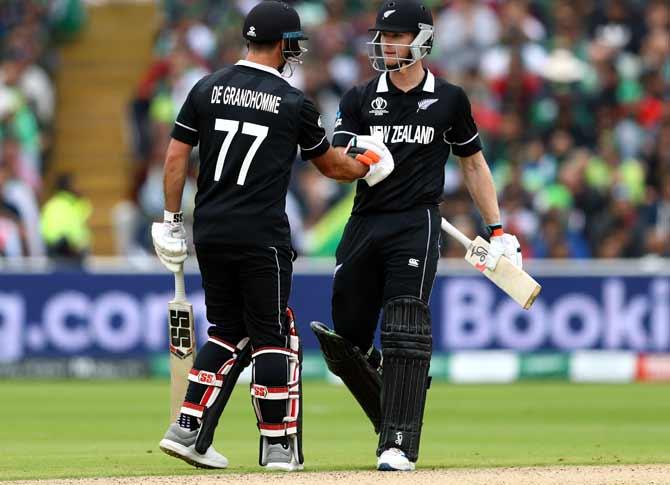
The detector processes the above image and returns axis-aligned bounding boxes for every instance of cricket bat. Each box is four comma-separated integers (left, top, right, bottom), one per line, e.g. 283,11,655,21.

441,218,541,310
167,268,196,421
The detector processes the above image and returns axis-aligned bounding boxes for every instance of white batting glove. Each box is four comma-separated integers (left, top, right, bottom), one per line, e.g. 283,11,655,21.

346,135,395,187
485,227,522,270
151,210,187,273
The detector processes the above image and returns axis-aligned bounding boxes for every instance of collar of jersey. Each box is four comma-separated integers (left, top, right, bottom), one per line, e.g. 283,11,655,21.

376,69,435,94
235,60,283,79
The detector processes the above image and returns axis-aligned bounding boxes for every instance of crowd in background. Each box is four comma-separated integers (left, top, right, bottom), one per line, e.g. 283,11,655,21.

134,0,668,259
0,0,87,260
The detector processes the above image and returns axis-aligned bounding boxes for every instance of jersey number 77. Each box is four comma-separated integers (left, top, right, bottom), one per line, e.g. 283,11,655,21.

213,118,269,185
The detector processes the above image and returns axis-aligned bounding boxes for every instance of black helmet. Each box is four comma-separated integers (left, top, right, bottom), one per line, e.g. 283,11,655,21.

243,1,307,42
367,0,434,72
242,1,308,70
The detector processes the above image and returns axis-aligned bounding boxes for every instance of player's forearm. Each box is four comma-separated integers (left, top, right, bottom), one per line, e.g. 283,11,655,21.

332,147,369,181
163,139,192,213
164,163,187,213
458,151,501,225
312,147,368,182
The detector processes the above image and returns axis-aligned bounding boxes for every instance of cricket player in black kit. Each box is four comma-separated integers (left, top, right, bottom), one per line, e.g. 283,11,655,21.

152,1,394,472
312,0,523,471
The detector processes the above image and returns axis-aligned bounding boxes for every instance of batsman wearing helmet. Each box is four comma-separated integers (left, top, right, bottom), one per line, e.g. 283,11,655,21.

152,1,394,472
312,0,523,471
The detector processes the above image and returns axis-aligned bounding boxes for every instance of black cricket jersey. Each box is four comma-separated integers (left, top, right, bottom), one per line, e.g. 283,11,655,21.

171,60,330,247
332,69,482,215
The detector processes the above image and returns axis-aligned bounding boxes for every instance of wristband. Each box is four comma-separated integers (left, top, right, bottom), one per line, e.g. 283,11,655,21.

487,223,504,237
164,210,183,224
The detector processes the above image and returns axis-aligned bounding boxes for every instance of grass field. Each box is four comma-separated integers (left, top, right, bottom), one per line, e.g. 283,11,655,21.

1,380,669,481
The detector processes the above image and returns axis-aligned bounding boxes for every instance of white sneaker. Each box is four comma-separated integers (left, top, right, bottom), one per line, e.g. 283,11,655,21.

159,423,228,469
377,448,416,471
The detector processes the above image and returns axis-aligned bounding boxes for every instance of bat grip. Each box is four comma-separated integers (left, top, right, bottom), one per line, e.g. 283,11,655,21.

441,218,473,249
174,268,186,301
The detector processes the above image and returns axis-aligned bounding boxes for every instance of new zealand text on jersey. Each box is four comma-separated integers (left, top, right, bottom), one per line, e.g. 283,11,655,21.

211,85,282,114
370,125,434,144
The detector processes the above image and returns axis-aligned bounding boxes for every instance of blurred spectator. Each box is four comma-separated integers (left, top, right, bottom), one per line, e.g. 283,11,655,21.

434,0,500,75
499,180,538,256
0,0,77,261
123,0,670,260
479,27,547,81
0,49,55,127
130,44,210,163
643,175,670,257
0,206,22,257
40,174,91,261
588,0,645,55
0,134,44,256
0,160,24,257
533,210,590,259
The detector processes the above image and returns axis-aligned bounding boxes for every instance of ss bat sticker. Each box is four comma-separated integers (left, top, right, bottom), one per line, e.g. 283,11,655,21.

169,309,194,359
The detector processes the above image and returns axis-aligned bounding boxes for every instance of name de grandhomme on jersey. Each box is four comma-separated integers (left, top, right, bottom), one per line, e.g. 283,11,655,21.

211,85,282,114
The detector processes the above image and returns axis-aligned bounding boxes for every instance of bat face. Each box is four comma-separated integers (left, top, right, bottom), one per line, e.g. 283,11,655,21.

465,236,542,310
168,301,195,421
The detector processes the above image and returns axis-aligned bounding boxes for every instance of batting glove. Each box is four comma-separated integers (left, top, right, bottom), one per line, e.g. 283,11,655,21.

151,210,187,273
485,225,522,270
346,135,395,187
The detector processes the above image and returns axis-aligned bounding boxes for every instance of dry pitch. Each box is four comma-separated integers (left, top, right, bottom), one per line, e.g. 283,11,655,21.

8,466,670,485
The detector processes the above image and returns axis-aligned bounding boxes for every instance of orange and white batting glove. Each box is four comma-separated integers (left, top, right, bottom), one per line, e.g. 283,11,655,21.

346,135,395,187
485,224,522,270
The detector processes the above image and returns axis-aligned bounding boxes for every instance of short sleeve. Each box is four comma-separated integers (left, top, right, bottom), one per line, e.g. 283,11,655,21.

332,87,361,147
171,87,200,146
444,87,482,157
298,97,330,160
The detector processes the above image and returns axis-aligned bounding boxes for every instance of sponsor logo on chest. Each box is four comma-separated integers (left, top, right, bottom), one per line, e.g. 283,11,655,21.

370,124,435,144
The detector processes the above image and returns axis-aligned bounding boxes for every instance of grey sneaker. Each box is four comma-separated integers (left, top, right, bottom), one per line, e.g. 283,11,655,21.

261,439,303,471
159,423,228,469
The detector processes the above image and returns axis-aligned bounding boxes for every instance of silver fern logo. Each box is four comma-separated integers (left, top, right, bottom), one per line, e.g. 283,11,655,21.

417,98,439,112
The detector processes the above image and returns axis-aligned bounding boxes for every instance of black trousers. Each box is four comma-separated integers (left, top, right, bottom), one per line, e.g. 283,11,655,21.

192,244,295,429
195,244,293,348
331,207,441,351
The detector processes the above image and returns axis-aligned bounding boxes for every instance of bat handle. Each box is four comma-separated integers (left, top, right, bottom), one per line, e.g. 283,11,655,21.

174,267,186,301
441,218,473,250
